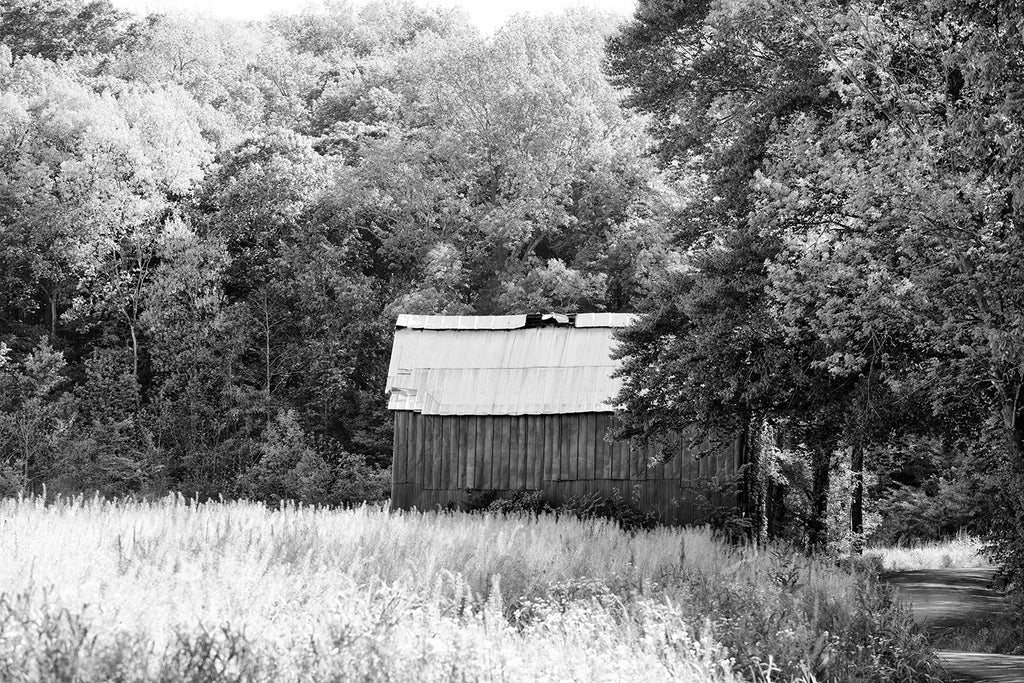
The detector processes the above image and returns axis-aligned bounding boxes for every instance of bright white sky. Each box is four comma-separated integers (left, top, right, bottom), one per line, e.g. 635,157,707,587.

110,0,637,34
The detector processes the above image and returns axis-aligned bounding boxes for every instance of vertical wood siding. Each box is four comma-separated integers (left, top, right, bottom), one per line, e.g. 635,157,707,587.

390,411,741,525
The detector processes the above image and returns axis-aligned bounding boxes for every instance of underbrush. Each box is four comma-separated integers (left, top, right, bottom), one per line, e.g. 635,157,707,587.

921,590,1024,656
475,488,659,532
0,496,939,682
927,600,1024,656
864,533,989,571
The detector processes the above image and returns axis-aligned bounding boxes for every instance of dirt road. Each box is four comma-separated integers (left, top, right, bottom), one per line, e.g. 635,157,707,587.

886,568,1024,682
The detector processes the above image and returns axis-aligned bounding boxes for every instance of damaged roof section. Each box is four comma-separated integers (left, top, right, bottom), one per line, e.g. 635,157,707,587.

386,313,637,415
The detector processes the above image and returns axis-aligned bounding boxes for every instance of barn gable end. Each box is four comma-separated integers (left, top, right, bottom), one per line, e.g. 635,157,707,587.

385,313,742,523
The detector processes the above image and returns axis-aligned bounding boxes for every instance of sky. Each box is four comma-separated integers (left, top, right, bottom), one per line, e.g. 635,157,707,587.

110,0,638,34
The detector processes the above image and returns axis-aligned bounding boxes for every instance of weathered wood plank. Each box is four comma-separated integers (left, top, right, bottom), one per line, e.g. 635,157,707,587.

476,416,489,489
456,417,469,488
411,413,423,487
392,412,404,485
446,416,460,490
596,413,612,479
622,438,638,481
670,430,683,481
434,417,446,491
523,416,536,488
581,413,594,480
505,416,516,490
481,416,495,489
508,416,521,489
613,435,629,480
390,414,401,501
392,412,402,484
435,416,446,490
544,417,561,481
532,416,549,483
574,415,588,480
606,418,619,480
430,416,443,490
494,417,508,489
464,416,477,489
417,415,429,490
515,416,529,489
622,436,631,480
562,415,578,481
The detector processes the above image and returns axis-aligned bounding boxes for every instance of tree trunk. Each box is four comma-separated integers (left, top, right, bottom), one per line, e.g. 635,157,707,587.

49,293,57,338
263,292,272,428
768,479,788,538
40,283,57,338
739,414,769,544
753,417,770,544
128,322,140,413
1003,385,1024,474
851,442,864,554
808,447,831,551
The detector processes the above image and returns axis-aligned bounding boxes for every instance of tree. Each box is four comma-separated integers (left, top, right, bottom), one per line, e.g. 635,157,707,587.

141,216,233,491
608,0,862,547
610,0,1024,558
0,0,139,61
0,1,672,505
0,339,72,493
746,0,1024,566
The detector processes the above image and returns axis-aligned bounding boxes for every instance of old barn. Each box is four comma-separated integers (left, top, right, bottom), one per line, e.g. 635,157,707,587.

386,313,744,524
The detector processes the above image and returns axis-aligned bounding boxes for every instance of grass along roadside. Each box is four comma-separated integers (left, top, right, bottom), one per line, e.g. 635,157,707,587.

0,495,938,682
927,602,1024,656
865,533,990,572
869,534,1024,657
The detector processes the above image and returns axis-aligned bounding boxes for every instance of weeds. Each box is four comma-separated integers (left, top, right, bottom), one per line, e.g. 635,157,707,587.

864,533,989,571
0,495,938,681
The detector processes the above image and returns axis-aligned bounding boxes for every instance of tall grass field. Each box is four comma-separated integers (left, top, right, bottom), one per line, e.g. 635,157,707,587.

865,533,990,571
0,496,937,682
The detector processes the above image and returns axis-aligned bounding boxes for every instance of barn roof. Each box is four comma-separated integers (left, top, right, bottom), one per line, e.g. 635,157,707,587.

386,313,637,415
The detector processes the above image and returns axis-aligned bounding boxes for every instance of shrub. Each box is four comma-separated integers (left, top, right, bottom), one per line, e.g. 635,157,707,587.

864,533,988,572
470,487,657,532
561,487,658,533
237,411,333,505
238,411,389,507
328,449,390,506
485,490,551,515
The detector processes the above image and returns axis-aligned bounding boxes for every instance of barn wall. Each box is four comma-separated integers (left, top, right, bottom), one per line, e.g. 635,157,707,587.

390,411,742,526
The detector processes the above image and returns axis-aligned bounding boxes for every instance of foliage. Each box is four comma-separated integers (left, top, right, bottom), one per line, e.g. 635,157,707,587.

481,489,550,515
0,496,939,681
928,594,1024,656
608,0,1024,571
471,488,657,533
0,3,661,502
238,410,388,506
560,487,660,533
0,339,72,494
865,533,989,572
0,0,140,61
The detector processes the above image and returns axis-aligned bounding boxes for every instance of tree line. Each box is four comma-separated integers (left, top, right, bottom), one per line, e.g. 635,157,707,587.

610,0,1024,580
0,1,668,503
2,0,1021,581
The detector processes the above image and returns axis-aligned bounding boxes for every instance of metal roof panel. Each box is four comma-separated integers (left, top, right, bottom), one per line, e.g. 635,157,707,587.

395,314,528,330
386,324,624,415
574,312,637,328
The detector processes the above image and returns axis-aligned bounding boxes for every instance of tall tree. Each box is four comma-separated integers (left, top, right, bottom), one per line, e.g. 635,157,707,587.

0,0,139,61
607,0,859,546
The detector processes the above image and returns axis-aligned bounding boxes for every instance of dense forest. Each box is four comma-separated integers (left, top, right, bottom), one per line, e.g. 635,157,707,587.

608,0,1024,582
0,0,668,502
2,0,1024,582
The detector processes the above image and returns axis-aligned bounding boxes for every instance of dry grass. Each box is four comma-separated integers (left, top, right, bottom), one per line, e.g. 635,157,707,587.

865,533,991,572
0,495,937,682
